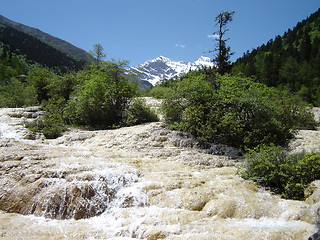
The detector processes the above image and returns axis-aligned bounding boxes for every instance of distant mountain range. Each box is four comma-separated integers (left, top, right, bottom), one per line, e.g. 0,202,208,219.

0,15,214,89
0,15,91,63
130,56,214,87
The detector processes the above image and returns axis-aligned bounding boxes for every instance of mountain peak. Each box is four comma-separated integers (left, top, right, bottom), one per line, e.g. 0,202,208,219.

131,56,214,86
153,56,171,62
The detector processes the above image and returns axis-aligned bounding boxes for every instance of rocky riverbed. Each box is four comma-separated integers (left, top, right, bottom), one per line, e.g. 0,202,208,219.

0,106,320,239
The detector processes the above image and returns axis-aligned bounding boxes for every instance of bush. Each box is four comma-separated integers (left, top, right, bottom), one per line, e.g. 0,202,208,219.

24,98,67,139
0,78,37,107
63,62,137,128
122,98,159,126
241,145,320,200
147,85,175,99
161,73,317,150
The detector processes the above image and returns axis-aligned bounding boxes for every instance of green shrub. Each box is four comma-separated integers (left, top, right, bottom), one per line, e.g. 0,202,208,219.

147,86,175,99
0,78,37,107
241,145,320,200
42,98,67,138
161,73,317,150
122,98,159,126
24,98,67,139
63,62,137,128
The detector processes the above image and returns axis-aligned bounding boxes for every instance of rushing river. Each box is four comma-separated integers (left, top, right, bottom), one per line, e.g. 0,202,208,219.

0,107,319,239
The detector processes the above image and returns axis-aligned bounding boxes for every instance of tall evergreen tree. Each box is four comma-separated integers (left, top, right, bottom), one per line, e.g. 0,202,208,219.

211,11,235,75
90,43,106,66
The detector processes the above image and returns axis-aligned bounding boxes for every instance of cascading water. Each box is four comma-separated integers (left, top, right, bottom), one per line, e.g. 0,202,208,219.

0,106,320,239
0,163,145,220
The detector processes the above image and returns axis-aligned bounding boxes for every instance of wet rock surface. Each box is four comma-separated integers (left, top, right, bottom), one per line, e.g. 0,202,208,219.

0,107,320,239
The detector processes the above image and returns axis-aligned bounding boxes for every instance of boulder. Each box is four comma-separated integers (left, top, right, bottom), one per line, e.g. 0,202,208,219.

305,180,320,204
309,230,320,240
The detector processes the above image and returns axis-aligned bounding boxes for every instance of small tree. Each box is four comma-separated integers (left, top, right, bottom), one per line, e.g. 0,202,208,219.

90,43,106,66
211,11,235,75
63,61,137,128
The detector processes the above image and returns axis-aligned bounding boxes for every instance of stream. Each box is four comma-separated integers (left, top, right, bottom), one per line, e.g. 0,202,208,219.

0,106,319,239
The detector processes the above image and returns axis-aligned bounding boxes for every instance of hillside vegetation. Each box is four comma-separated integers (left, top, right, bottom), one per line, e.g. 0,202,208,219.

0,24,86,71
232,8,320,105
149,70,316,151
0,15,92,63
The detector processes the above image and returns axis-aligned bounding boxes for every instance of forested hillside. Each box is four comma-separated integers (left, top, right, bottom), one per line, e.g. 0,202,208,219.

232,8,320,105
0,15,92,63
0,24,86,71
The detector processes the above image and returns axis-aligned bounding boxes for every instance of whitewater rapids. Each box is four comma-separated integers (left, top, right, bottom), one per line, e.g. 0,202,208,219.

0,106,319,239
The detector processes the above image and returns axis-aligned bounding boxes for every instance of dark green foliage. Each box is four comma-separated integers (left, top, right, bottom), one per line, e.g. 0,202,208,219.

27,67,57,103
1,42,157,138
0,77,37,107
24,98,67,139
40,98,67,139
147,85,175,99
63,62,138,128
211,11,235,75
0,43,37,107
241,145,320,200
160,72,316,150
232,8,320,106
42,99,67,139
122,98,159,126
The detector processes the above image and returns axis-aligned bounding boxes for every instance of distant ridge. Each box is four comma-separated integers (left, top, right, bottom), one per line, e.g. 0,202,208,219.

0,15,91,62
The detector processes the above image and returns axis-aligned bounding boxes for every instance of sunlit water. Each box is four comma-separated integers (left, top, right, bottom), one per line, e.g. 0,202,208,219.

0,107,319,239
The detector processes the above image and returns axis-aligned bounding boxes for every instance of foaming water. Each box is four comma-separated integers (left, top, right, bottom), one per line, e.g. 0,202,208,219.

0,107,319,239
0,121,22,140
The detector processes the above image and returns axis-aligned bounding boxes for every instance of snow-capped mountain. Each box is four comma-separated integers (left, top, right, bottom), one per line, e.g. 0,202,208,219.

130,56,214,86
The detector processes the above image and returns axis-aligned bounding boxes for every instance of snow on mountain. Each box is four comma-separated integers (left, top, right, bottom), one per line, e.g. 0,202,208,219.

130,56,214,86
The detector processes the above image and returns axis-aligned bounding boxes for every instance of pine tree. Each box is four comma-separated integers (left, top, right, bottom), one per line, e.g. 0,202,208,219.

211,11,235,75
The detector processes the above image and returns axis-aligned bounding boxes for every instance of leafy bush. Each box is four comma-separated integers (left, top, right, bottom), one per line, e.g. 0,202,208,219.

241,145,320,200
0,78,37,107
28,67,58,103
24,98,67,139
42,99,67,139
122,98,159,126
63,62,137,128
147,85,175,99
161,72,317,150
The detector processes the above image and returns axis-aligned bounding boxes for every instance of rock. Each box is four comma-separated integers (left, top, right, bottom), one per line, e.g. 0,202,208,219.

203,199,238,218
309,230,320,240
200,142,240,158
305,180,320,204
8,107,44,119
180,190,211,211
150,127,240,157
143,227,167,240
64,131,96,142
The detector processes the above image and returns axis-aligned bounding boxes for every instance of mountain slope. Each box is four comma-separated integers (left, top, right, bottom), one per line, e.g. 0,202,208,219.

0,15,91,62
131,56,214,86
0,23,85,71
232,8,320,105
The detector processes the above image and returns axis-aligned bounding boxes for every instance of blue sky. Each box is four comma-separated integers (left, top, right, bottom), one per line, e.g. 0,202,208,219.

1,0,319,66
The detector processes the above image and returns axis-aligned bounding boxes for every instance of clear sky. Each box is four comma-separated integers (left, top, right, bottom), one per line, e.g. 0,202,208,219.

1,0,319,66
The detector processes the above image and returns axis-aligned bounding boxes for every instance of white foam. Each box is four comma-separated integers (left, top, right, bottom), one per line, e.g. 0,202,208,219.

0,122,22,140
